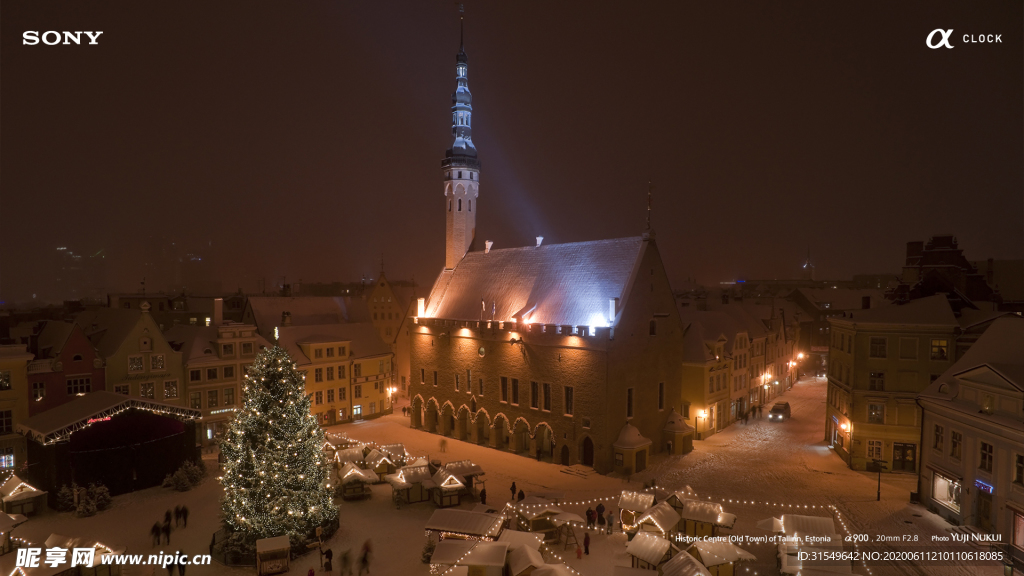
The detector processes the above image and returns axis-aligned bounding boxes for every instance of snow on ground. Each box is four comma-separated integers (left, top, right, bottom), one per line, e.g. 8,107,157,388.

17,376,1003,576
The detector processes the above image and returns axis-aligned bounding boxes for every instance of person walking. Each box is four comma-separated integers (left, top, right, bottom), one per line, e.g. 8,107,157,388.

174,505,182,527
165,509,173,526
151,522,162,547
479,488,487,505
583,532,591,556
585,507,595,530
181,506,189,528
325,548,333,565
358,540,372,575
324,558,333,575
509,482,516,500
606,510,615,534
177,555,187,576
341,549,352,576
161,521,171,545
596,502,606,527
517,489,525,502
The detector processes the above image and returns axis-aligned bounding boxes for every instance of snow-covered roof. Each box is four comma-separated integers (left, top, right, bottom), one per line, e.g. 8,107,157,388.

836,294,957,326
334,447,365,464
428,539,475,565
243,296,371,336
17,391,201,444
614,423,653,449
256,535,291,554
921,317,1024,404
277,323,390,366
531,564,577,576
660,552,712,576
636,502,681,533
508,545,545,575
73,308,150,358
618,490,655,512
425,509,504,538
676,499,736,528
626,532,675,565
379,443,408,461
462,541,509,565
663,409,694,433
432,469,465,492
0,512,26,533
0,475,46,503
339,462,378,484
365,449,393,468
780,515,836,538
442,459,484,477
426,236,646,326
518,496,552,506
662,487,698,503
614,567,667,576
520,504,563,520
497,530,543,551
164,323,271,366
550,512,585,527
689,541,755,566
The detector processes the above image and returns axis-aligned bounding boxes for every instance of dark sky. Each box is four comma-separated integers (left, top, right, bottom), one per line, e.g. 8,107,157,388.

2,1,1021,303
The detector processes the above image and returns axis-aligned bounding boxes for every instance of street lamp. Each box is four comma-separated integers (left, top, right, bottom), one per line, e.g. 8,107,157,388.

871,458,888,501
697,410,707,440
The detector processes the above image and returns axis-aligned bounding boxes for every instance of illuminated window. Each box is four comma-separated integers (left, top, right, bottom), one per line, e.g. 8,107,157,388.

932,472,961,513
190,392,202,409
867,403,884,424
867,440,883,460
164,380,178,399
140,382,155,399
150,355,165,370
931,339,949,361
224,388,235,405
32,382,45,401
128,355,144,372
0,447,13,469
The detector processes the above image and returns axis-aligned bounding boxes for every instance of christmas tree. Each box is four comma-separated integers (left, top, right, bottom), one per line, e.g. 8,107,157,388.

220,346,337,544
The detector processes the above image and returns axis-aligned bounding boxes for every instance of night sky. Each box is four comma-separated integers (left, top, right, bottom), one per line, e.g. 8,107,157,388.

2,1,1021,302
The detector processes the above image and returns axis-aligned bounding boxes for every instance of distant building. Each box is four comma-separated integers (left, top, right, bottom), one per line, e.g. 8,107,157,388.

917,317,1024,567
0,345,33,471
241,296,370,338
73,304,186,408
890,235,1002,312
107,293,241,330
164,322,271,444
971,258,1024,313
25,321,106,417
826,295,1011,473
367,273,418,397
276,323,394,425
788,287,889,374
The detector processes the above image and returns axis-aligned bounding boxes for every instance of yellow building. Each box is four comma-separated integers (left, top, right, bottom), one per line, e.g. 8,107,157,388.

277,323,394,425
368,273,418,397
0,345,33,471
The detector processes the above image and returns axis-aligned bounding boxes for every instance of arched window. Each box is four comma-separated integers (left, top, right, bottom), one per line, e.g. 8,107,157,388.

649,320,657,336
72,354,83,361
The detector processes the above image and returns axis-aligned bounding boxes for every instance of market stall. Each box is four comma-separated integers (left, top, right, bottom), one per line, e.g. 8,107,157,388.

255,535,291,576
338,461,378,500
626,531,680,571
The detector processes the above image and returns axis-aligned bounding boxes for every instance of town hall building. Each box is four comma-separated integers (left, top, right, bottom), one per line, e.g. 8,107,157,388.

407,20,693,474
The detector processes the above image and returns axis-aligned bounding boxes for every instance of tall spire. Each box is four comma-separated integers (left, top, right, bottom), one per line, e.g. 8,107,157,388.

447,4,475,159
459,4,465,55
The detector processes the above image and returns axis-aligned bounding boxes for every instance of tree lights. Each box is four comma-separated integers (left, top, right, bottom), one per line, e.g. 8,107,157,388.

220,346,336,545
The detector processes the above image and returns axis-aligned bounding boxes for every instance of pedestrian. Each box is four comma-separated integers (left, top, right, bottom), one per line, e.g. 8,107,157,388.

576,545,582,560
151,522,161,547
510,482,516,500
341,549,352,576
583,532,591,555
181,506,189,528
174,505,182,527
606,510,615,534
324,558,333,575
596,502,606,526
517,489,525,502
177,555,187,576
585,507,595,530
308,569,315,576
439,438,447,453
165,509,173,526
162,521,171,545
479,488,487,505
359,548,371,575
744,410,749,424
325,548,333,564
166,560,175,576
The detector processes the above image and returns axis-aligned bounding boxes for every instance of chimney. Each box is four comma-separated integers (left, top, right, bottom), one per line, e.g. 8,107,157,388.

212,298,223,327
417,298,426,317
485,241,493,254
536,236,544,247
861,296,871,309
281,311,292,326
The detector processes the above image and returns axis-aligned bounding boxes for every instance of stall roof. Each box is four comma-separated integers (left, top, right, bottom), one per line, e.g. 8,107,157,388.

16,391,201,445
618,491,655,513
443,459,484,477
780,515,836,538
432,469,465,491
335,447,366,464
0,475,46,503
497,530,543,551
689,541,756,566
339,462,378,484
626,532,675,565
429,539,476,565
636,502,681,533
520,505,563,520
0,512,27,533
461,542,509,567
508,545,545,575
256,535,291,554
660,551,712,576
365,449,393,467
425,509,504,538
617,566,674,576
677,499,736,528
379,443,408,461
532,565,577,576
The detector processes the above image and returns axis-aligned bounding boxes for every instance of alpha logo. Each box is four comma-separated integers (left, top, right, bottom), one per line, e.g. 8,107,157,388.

23,31,103,45
926,29,954,49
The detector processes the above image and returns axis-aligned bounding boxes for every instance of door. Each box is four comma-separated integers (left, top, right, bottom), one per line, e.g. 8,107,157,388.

977,491,993,532
582,437,594,467
353,405,362,420
893,443,916,472
635,450,646,473
560,445,570,466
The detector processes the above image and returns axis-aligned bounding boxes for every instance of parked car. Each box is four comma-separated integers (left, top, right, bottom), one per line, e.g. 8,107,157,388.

768,402,791,421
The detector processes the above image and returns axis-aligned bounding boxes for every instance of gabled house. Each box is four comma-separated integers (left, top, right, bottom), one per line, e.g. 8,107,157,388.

26,321,105,416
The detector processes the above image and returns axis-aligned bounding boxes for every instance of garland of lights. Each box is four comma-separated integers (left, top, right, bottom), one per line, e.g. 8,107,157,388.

219,346,336,543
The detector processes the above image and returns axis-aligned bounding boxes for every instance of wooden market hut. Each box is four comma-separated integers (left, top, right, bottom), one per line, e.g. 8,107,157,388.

673,499,736,538
660,551,713,576
334,447,366,467
430,540,509,576
431,468,466,508
385,463,433,505
255,535,291,575
365,449,397,481
686,541,755,576
626,531,680,571
440,459,486,496
618,490,655,527
338,462,378,500
425,509,505,541
635,501,682,537
507,545,545,576
515,497,563,538
0,512,26,555
0,475,47,516
379,443,409,466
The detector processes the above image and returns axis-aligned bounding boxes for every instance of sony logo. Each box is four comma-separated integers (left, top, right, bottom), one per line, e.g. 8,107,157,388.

23,31,103,46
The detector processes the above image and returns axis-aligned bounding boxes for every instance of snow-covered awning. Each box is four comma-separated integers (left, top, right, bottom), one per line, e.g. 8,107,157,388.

365,449,393,468
531,564,577,576
256,535,291,554
379,443,408,462
519,505,563,520
442,459,484,477
335,447,365,464
432,469,465,492
636,502,681,533
689,541,755,566
618,490,655,512
17,391,201,445
425,509,504,539
626,532,676,565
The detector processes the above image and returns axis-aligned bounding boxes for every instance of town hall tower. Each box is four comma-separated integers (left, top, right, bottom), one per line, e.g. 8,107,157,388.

443,15,479,270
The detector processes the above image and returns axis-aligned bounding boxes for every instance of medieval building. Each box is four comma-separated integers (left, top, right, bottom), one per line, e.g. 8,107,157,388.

408,19,690,474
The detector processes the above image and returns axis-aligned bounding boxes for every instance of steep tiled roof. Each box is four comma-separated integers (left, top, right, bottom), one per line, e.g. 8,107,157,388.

426,237,645,327
73,309,147,358
921,317,1024,400
163,324,272,366
276,323,391,366
35,321,76,358
837,294,957,326
244,297,371,336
